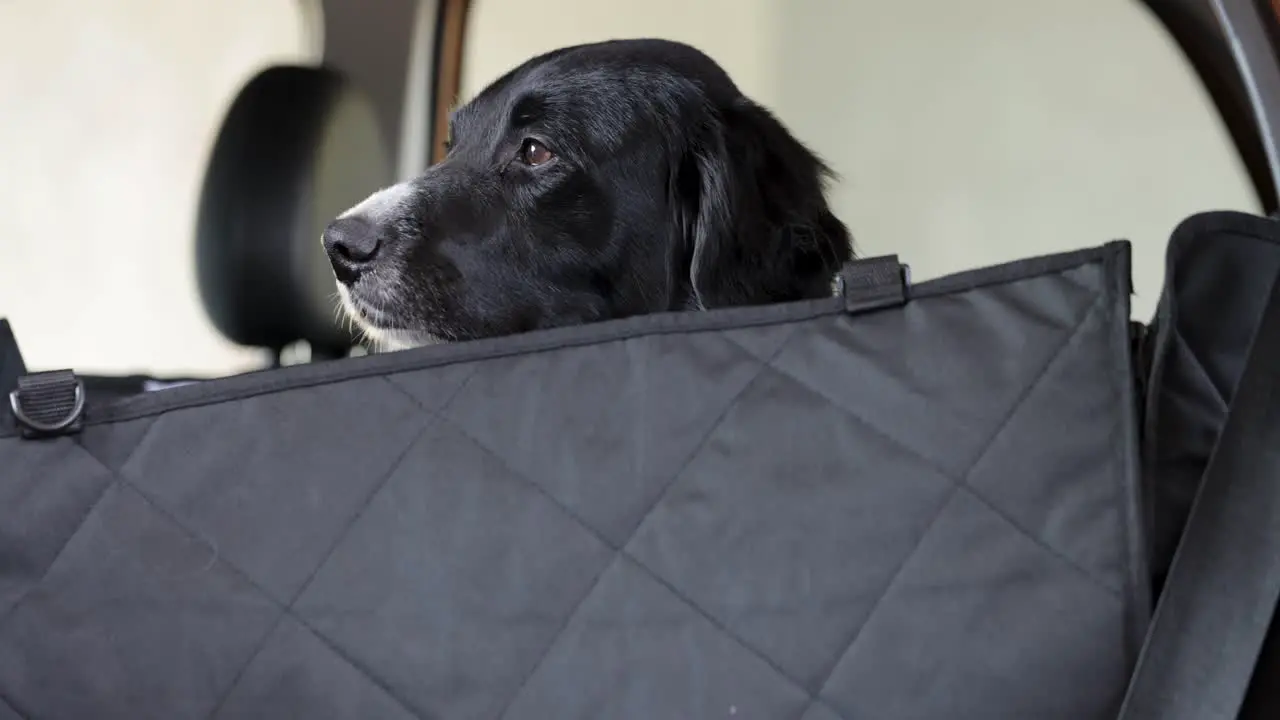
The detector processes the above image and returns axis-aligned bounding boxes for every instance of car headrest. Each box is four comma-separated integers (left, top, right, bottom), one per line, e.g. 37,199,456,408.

195,64,392,356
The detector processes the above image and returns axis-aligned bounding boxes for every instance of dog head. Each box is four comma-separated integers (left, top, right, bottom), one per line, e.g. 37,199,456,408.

323,38,852,349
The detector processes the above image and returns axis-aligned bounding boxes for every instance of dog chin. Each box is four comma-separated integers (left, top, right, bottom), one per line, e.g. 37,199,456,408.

335,284,445,352
361,326,445,352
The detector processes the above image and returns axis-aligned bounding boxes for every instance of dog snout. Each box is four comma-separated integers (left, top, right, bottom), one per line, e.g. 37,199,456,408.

323,216,380,285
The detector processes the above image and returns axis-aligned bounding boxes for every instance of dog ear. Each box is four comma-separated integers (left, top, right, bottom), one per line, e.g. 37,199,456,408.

678,97,853,309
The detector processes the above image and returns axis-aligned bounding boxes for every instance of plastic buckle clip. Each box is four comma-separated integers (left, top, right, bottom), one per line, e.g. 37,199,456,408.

834,255,910,314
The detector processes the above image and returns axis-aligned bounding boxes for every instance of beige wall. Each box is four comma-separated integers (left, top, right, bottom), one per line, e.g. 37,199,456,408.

0,0,1261,376
463,0,1261,320
462,0,782,105
0,0,313,376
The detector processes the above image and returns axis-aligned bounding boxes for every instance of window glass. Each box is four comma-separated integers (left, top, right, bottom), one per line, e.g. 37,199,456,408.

462,0,1261,320
0,0,313,374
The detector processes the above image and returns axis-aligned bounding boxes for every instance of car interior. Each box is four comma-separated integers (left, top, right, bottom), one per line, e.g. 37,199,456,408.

3,1,1280,714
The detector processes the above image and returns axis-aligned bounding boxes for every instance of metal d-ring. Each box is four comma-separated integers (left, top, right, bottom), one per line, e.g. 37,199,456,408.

9,379,85,434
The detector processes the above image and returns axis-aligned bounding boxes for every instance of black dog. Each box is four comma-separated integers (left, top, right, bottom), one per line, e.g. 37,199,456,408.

323,38,853,349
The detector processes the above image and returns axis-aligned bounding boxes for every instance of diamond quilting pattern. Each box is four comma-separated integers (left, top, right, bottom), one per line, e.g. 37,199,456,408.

76,415,159,473
0,483,281,720
818,491,1128,720
0,249,1138,720
0,438,112,617
626,366,956,689
501,556,812,720
445,332,764,546
292,419,615,720
770,264,1106,478
965,299,1129,594
212,615,419,720
119,377,431,603
721,320,809,361
384,360,478,412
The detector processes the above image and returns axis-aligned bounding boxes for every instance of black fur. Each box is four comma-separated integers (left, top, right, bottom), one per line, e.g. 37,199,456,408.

323,38,853,347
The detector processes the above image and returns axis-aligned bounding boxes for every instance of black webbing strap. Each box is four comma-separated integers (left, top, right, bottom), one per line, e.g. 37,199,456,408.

8,369,85,439
835,255,909,314
1117,270,1280,720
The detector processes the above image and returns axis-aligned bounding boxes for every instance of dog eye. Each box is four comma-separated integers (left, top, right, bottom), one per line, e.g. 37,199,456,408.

518,138,554,166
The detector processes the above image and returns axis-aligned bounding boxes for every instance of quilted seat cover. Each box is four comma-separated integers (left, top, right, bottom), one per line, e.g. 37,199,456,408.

0,242,1147,720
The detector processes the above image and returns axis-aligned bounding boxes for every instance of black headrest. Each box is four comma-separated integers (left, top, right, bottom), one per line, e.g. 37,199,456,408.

196,64,392,355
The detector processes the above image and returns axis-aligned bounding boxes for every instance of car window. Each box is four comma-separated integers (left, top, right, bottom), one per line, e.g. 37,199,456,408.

0,0,314,375
0,0,1260,377
461,0,1261,320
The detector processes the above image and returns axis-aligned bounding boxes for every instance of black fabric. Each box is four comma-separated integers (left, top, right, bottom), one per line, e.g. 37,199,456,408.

1242,600,1280,718
1128,211,1280,719
0,320,23,400
0,242,1145,719
835,254,907,313
1140,212,1280,593
76,374,200,406
1119,233,1280,719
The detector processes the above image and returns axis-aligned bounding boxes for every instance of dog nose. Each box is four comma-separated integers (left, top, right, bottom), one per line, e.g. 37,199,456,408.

323,216,381,284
